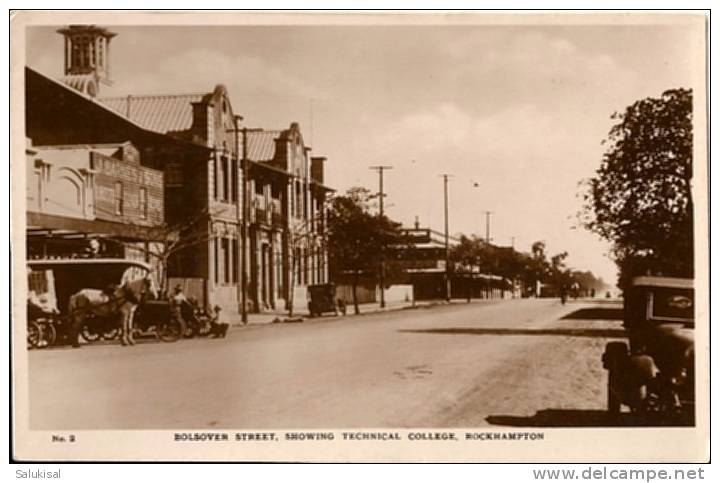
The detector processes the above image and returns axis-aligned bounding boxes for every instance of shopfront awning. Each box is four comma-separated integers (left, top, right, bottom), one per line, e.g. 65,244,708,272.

27,212,164,242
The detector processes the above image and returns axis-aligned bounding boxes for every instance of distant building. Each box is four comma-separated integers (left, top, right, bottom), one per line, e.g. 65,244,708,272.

388,225,508,300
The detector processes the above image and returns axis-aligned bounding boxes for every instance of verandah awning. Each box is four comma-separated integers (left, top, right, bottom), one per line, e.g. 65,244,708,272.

27,212,164,242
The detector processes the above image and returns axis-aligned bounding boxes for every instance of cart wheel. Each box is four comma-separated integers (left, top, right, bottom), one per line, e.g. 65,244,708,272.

27,321,41,349
80,324,100,343
160,317,185,342
37,321,57,348
102,328,120,340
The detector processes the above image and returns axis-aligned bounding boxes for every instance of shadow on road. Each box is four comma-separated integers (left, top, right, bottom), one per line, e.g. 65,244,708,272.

561,307,624,321
486,409,693,427
398,327,627,338
33,337,168,351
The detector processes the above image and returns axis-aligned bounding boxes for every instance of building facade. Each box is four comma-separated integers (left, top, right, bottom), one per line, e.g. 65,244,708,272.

99,86,246,315
245,124,332,312
99,96,333,316
28,25,334,318
25,26,210,289
388,225,509,301
25,67,180,285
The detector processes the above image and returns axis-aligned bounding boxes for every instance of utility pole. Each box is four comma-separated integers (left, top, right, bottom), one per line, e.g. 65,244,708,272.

484,210,493,244
440,174,452,302
370,165,393,308
228,119,262,324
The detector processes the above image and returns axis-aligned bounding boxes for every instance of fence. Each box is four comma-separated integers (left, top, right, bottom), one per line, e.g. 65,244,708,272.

335,283,377,305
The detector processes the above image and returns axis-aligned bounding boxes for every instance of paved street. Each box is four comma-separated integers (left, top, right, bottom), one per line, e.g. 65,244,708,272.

28,298,626,429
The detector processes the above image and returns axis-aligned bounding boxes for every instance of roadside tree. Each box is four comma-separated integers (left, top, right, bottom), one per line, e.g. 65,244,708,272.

582,88,693,289
327,187,405,315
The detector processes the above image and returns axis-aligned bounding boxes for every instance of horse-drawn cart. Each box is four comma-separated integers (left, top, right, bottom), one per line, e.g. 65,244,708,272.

26,258,184,348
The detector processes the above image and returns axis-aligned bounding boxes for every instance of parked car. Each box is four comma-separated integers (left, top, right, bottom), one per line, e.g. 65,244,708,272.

602,276,694,424
307,283,343,317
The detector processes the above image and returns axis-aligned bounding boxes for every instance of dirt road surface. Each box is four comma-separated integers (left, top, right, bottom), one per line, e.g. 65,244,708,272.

27,298,626,429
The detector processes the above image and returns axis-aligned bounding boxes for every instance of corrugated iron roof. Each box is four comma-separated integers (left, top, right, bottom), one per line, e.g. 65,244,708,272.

99,93,205,134
61,74,97,94
245,130,282,162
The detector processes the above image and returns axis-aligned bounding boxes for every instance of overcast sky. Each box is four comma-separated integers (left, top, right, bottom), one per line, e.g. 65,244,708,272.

26,19,703,284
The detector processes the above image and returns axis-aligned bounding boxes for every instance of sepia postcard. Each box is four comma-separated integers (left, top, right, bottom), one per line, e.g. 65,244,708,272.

10,10,709,463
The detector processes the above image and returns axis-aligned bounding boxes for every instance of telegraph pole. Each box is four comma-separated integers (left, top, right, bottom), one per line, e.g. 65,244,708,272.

228,119,262,324
370,165,393,308
440,174,452,302
240,127,250,323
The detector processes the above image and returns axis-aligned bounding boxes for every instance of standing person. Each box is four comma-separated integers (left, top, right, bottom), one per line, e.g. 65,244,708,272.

172,284,188,305
84,238,101,258
560,285,568,305
171,285,195,335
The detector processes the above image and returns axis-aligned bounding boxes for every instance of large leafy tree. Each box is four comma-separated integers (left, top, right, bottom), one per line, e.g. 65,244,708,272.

583,88,693,288
327,187,404,314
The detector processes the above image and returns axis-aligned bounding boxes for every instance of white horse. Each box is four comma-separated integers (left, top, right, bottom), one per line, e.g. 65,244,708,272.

67,275,158,347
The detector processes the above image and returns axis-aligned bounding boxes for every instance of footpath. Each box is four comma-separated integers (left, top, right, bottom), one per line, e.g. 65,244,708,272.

226,297,510,329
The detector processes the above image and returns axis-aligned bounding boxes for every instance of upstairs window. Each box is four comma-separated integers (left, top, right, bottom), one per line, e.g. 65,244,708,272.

295,181,302,218
231,158,238,203
221,155,229,202
212,158,218,200
139,187,148,219
114,181,124,216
